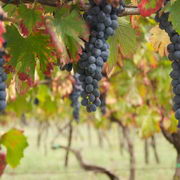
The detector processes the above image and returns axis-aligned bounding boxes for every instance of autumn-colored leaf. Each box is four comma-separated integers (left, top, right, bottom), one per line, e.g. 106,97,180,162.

149,25,170,57
0,129,28,168
138,0,165,17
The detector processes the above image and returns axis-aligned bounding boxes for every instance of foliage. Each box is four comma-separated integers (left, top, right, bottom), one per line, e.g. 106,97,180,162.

0,129,28,168
0,0,178,170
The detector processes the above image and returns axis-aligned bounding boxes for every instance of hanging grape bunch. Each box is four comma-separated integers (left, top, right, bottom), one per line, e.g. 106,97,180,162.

0,14,7,111
155,2,180,127
77,0,125,112
70,73,83,121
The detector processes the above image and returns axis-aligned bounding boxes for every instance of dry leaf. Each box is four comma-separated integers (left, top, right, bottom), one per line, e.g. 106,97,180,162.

149,25,170,57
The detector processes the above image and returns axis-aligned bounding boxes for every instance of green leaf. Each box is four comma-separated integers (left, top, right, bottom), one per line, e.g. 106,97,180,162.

7,95,32,116
168,0,180,34
18,4,41,33
52,7,87,61
108,18,137,66
4,25,52,77
0,129,28,168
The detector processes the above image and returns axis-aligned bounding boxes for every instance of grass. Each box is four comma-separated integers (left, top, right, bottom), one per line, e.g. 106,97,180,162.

0,123,177,180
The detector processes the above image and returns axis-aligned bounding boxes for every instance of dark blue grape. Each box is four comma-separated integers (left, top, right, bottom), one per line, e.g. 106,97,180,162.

174,95,180,104
111,14,117,20
97,31,104,38
81,98,88,106
168,53,175,61
93,89,100,97
104,17,112,26
105,27,114,36
111,20,118,29
89,94,95,102
175,44,180,51
97,11,106,22
174,51,180,60
167,44,175,53
95,98,101,106
88,64,96,73
103,5,112,14
97,23,105,31
171,34,179,43
0,82,5,90
79,75,85,82
86,84,94,92
176,84,180,94
170,70,180,79
172,61,180,70
175,109,180,119
93,48,101,57
81,91,88,98
85,76,93,84
0,58,4,66
91,6,100,15
0,91,6,100
92,79,98,88
0,100,6,111
96,57,104,66
87,104,96,112
94,71,102,80
173,103,180,111
172,80,179,87
88,56,96,64
95,39,103,48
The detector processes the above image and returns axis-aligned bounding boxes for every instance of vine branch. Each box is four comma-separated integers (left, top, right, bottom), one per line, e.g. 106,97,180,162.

0,0,140,16
52,145,120,180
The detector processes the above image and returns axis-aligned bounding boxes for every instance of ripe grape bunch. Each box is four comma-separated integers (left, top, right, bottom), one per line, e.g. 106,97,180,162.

155,6,180,127
0,15,7,112
77,0,125,112
70,73,83,121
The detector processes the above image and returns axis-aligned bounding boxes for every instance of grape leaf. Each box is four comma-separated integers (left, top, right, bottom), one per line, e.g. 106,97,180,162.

4,25,52,77
52,7,88,63
0,129,28,168
18,4,41,33
168,0,180,34
108,18,137,66
7,95,32,116
138,0,165,17
149,25,170,57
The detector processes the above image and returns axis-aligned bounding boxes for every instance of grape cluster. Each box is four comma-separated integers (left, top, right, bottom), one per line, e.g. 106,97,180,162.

0,49,7,111
155,10,180,127
77,0,125,112
70,73,82,121
0,16,7,111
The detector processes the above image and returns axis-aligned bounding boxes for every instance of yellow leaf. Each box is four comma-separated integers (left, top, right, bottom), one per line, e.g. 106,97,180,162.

149,25,170,57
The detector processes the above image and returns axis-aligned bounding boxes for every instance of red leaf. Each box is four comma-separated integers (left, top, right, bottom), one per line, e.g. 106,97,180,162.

19,21,29,37
138,0,165,17
0,152,6,177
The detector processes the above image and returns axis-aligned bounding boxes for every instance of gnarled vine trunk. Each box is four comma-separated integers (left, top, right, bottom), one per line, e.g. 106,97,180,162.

174,153,180,180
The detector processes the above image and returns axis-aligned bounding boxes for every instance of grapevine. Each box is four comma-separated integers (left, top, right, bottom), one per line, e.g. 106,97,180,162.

77,0,125,112
155,0,180,127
